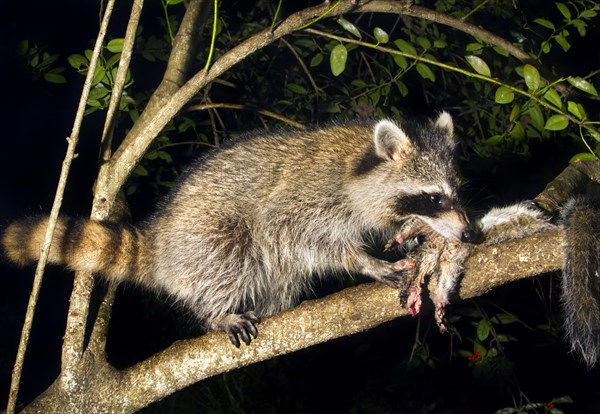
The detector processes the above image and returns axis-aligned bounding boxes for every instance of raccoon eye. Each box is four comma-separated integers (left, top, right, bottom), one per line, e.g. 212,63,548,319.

430,194,442,205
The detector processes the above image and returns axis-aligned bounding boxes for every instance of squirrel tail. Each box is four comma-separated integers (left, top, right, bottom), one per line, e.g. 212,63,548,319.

560,196,600,368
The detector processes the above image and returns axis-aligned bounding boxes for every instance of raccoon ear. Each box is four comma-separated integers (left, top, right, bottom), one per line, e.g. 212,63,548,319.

373,120,412,162
434,111,454,141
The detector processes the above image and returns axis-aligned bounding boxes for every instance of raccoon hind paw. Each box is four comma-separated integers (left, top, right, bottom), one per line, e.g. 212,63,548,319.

211,311,261,348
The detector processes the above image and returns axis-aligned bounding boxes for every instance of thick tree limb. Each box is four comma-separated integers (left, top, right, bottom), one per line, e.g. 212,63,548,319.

20,226,563,413
534,160,600,213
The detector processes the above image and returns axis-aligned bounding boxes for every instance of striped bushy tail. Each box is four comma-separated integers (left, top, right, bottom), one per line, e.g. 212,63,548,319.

2,216,151,284
560,196,600,368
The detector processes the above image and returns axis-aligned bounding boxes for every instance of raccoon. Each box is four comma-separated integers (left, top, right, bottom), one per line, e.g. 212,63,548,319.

2,112,479,347
395,198,600,368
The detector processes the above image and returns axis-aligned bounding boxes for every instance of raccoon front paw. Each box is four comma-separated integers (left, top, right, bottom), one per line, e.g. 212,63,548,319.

381,258,416,289
211,311,261,347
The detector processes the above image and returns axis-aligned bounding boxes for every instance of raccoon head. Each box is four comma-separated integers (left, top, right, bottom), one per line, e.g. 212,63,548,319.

349,112,480,244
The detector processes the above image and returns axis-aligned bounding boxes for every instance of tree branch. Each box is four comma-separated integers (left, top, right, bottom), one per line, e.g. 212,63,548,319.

86,0,145,358
92,0,211,219
21,227,564,413
187,102,306,129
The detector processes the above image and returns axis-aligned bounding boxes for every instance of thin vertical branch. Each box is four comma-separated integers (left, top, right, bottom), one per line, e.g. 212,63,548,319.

58,0,118,392
6,1,117,412
87,0,145,355
92,0,211,220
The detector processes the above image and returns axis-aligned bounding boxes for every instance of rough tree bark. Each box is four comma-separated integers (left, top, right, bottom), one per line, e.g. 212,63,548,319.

7,0,597,412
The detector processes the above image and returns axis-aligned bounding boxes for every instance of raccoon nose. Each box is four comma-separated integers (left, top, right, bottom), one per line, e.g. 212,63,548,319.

461,227,482,244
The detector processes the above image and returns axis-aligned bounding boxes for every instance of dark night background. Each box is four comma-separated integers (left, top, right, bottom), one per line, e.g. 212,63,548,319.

1,1,600,413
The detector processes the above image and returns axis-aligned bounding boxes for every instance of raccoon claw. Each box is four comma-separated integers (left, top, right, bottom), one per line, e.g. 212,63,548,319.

383,272,411,289
212,311,261,347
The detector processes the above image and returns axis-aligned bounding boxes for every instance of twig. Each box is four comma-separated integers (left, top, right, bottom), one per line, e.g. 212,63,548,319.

187,102,305,129
6,0,117,411
280,38,323,98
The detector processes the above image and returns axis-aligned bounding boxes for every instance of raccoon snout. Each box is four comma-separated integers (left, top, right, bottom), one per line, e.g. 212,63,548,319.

461,227,482,244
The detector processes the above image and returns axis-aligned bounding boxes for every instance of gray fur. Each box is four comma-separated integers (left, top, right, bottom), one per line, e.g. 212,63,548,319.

560,196,600,367
3,113,476,346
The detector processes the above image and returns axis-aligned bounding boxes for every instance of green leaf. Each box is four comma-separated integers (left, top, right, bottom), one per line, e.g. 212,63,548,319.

416,37,431,50
166,0,185,4
92,66,106,85
510,122,525,140
68,54,88,70
587,129,600,143
433,40,447,48
509,104,521,123
30,53,39,68
555,31,571,52
580,10,598,19
544,114,569,131
350,79,367,88
527,105,545,130
492,46,509,57
534,18,555,30
106,38,125,53
571,18,587,36
543,88,563,108
330,43,347,77
337,18,361,38
556,2,571,20
287,83,307,94
373,27,389,44
570,152,598,163
44,73,66,84
466,43,483,52
541,40,552,54
395,81,408,97
567,77,598,96
495,86,514,104
310,53,323,67
416,63,435,82
567,101,586,120
494,313,519,324
465,55,491,77
133,165,149,177
88,85,109,100
86,99,102,108
551,396,574,404
392,53,408,70
157,151,173,162
523,64,540,91
393,39,417,56
486,135,504,145
477,320,491,341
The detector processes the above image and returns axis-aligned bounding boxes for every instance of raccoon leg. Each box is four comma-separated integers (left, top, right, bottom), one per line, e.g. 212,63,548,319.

345,249,415,289
210,311,261,348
